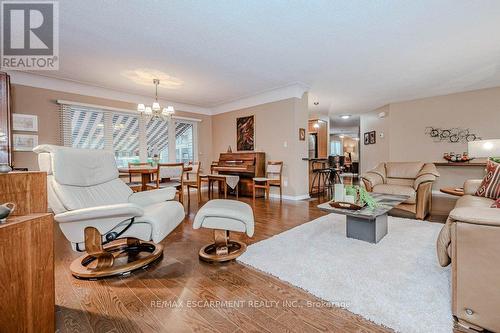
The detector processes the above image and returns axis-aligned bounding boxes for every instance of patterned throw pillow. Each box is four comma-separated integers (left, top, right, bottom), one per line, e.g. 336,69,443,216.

476,159,500,199
492,198,500,208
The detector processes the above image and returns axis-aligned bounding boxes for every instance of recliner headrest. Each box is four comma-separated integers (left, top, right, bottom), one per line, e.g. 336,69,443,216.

34,144,118,186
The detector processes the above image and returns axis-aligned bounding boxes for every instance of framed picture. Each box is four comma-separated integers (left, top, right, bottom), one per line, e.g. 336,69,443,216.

369,131,376,144
13,113,38,132
299,128,306,141
236,115,255,151
364,132,370,145
13,134,38,151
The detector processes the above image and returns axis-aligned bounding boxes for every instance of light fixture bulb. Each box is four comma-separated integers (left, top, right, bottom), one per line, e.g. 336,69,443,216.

137,104,145,112
313,123,320,129
340,115,351,119
145,106,152,115
152,101,161,111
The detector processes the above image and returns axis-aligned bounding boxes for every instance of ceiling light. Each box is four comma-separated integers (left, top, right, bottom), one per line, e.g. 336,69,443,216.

340,115,351,119
137,79,175,120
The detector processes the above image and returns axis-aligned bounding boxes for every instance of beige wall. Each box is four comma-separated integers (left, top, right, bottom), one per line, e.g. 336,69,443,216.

361,86,500,214
360,105,390,174
10,84,212,171
212,94,309,198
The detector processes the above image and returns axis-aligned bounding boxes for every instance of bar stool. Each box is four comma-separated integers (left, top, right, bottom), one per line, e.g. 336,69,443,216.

310,160,331,196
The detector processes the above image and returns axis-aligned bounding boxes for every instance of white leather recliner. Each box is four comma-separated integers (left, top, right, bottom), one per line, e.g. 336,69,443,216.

34,144,185,278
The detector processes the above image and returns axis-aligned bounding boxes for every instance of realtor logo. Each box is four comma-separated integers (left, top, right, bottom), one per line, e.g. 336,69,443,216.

1,1,59,70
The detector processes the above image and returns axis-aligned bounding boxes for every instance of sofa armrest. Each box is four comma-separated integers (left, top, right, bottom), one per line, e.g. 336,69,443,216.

449,207,500,226
463,179,483,195
414,173,437,189
361,172,384,191
55,203,144,223
128,187,176,206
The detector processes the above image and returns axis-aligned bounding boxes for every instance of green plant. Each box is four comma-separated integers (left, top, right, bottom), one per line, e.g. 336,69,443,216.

345,185,378,208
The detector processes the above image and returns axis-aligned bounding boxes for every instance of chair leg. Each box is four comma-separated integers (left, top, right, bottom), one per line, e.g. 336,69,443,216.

236,185,239,200
266,183,270,200
279,184,282,201
224,182,227,199
253,181,256,200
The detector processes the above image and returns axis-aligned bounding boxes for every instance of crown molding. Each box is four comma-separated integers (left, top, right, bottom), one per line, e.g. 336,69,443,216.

210,82,310,115
6,71,212,115
7,71,310,116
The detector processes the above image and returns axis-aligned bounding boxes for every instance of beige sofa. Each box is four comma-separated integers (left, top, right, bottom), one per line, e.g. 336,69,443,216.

437,180,500,332
361,162,439,220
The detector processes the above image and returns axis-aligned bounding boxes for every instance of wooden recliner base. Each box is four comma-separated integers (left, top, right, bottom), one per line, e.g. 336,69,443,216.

199,229,247,263
70,227,163,280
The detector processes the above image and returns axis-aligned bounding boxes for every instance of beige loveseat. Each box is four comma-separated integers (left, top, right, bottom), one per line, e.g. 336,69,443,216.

361,162,439,220
437,180,500,332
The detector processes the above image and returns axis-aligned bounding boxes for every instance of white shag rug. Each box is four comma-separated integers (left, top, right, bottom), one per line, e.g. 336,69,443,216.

238,214,452,333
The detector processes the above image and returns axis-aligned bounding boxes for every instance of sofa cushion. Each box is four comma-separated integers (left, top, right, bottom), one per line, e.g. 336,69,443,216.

386,162,424,179
475,159,500,200
455,194,495,209
436,219,452,267
373,184,416,204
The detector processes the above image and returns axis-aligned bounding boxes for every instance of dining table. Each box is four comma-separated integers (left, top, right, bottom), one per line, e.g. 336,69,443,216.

118,165,192,192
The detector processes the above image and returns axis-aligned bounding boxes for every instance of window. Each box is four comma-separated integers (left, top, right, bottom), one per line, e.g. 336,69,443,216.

62,106,105,149
331,140,342,156
175,121,193,164
60,102,198,165
112,113,139,167
146,118,169,163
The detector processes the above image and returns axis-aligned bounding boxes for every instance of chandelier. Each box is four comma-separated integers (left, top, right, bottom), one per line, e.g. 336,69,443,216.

137,79,175,120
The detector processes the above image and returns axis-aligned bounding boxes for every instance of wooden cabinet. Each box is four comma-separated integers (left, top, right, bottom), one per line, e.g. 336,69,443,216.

0,72,12,165
0,213,55,333
0,171,53,332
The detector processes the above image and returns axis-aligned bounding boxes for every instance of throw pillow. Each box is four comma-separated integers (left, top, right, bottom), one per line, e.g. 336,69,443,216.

475,159,500,199
492,198,500,208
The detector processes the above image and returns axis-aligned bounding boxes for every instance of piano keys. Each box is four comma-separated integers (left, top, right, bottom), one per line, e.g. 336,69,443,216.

212,152,266,197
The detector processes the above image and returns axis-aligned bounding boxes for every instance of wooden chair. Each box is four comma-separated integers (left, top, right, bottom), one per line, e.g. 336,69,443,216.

146,163,185,204
252,161,283,200
184,161,202,203
207,175,239,200
126,162,151,192
199,161,219,201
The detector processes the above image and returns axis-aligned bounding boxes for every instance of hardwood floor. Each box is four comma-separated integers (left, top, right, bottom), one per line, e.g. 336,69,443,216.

54,185,444,333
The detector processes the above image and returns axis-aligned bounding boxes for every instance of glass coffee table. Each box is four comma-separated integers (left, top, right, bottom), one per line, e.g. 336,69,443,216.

317,193,409,244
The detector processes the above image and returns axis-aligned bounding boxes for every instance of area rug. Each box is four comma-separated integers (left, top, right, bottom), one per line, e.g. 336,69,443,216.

238,214,452,333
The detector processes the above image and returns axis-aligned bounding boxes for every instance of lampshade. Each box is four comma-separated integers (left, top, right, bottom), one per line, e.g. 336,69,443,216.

137,103,145,112
162,106,175,116
152,101,161,111
144,106,153,115
468,139,500,158
344,146,354,153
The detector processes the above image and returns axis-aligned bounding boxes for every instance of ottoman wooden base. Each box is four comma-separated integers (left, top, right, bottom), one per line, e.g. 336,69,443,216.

199,229,247,263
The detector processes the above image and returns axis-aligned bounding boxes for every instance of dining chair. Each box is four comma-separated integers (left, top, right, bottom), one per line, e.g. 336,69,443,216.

184,161,202,203
252,161,284,200
126,162,151,192
146,163,185,204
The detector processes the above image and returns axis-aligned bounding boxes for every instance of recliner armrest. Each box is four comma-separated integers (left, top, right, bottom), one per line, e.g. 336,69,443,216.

55,203,144,223
414,173,437,189
449,207,500,227
128,187,177,206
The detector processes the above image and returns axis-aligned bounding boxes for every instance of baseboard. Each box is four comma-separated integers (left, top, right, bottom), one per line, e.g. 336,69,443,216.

268,193,310,201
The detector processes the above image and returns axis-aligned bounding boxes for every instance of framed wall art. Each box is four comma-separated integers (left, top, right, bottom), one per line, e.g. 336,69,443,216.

13,134,38,151
364,132,370,145
369,131,376,144
236,115,255,151
299,128,306,141
13,113,38,132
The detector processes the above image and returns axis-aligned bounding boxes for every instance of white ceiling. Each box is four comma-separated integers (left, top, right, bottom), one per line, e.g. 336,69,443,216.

27,1,500,114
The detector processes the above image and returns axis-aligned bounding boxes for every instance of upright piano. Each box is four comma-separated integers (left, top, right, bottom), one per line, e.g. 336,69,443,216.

212,152,266,197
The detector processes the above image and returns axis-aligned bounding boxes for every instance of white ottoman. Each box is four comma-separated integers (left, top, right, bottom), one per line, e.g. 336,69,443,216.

193,199,254,262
